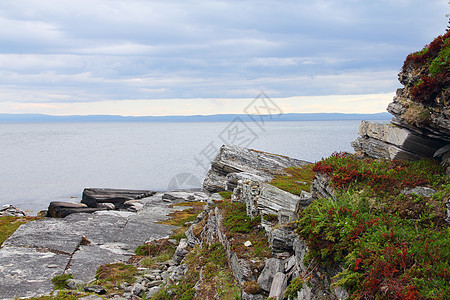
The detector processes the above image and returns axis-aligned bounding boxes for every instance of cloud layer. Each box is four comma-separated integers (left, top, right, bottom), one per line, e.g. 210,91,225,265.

0,0,448,114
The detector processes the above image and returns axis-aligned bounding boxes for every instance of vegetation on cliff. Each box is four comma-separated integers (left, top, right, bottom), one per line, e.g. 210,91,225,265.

403,30,450,105
297,153,449,299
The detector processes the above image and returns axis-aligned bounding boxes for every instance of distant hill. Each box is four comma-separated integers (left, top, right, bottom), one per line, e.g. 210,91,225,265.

0,112,392,123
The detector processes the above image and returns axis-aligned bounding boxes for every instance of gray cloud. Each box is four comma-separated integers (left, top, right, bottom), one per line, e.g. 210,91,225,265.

0,0,448,107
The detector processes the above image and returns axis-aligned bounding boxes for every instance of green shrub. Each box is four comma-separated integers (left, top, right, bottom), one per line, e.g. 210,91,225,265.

218,191,233,199
298,155,450,299
51,273,73,290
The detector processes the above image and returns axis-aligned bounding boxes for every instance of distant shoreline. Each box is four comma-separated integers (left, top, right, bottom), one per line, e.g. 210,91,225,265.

0,112,392,123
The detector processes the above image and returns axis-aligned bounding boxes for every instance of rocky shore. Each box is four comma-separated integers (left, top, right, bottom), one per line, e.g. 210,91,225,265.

1,31,449,300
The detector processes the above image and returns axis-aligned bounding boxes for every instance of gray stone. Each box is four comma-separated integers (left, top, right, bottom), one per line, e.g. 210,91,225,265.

97,202,116,210
146,286,162,298
269,227,297,253
446,201,450,225
131,283,146,297
0,204,27,217
84,285,107,295
79,295,104,300
173,238,189,265
311,173,336,200
0,192,188,299
401,186,437,198
162,191,208,202
0,246,70,299
356,121,445,158
65,244,129,282
81,188,155,208
268,272,287,299
203,144,310,193
66,278,86,290
47,201,105,218
78,295,104,300
257,258,284,292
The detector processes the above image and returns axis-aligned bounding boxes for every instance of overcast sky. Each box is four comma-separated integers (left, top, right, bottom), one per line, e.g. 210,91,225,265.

0,0,448,116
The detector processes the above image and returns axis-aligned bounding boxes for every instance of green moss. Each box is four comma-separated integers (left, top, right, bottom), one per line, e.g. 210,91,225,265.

218,200,271,259
270,164,315,196
285,276,304,300
95,263,137,292
51,273,73,290
218,191,233,199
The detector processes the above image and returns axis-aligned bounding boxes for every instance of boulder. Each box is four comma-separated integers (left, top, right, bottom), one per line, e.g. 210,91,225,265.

257,258,284,292
351,121,446,160
47,201,106,218
0,204,27,217
203,144,310,193
81,188,155,208
268,272,287,300
172,239,189,265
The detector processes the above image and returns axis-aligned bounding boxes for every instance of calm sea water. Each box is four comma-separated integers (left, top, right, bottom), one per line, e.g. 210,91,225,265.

0,121,372,213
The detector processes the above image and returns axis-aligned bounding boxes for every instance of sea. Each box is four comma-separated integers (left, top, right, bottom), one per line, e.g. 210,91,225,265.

0,120,382,214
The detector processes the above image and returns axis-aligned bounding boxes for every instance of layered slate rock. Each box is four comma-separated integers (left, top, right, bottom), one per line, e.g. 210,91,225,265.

203,144,310,193
352,32,450,164
81,188,155,208
0,191,207,299
351,121,446,160
0,204,27,217
47,201,107,218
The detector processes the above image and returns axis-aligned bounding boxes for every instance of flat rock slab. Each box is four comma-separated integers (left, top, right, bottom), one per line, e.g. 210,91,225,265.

0,191,207,299
0,246,71,299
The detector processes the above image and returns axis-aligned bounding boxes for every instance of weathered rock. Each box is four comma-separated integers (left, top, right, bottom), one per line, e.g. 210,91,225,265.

131,283,146,297
203,144,310,193
352,121,446,160
172,238,189,265
0,204,27,217
311,173,336,200
216,207,254,284
268,272,287,299
162,191,208,203
446,201,450,225
81,188,155,208
66,279,86,290
78,295,104,300
233,179,304,218
84,285,107,295
269,227,297,253
0,192,198,299
257,258,284,292
401,186,437,198
47,201,106,218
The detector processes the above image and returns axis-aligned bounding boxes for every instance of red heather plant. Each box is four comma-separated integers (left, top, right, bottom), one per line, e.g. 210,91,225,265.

402,31,450,105
298,155,449,299
403,31,450,71
312,153,444,195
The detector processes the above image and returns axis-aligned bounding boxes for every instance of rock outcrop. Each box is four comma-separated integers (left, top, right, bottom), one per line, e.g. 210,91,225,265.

0,204,27,217
81,188,155,209
352,31,450,171
203,144,310,193
0,192,207,299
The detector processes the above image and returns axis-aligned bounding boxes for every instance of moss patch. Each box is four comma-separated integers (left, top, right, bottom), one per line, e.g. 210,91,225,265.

218,200,271,260
95,263,137,293
270,164,315,196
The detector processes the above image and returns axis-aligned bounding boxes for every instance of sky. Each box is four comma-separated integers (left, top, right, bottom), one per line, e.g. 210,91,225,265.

0,0,448,116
